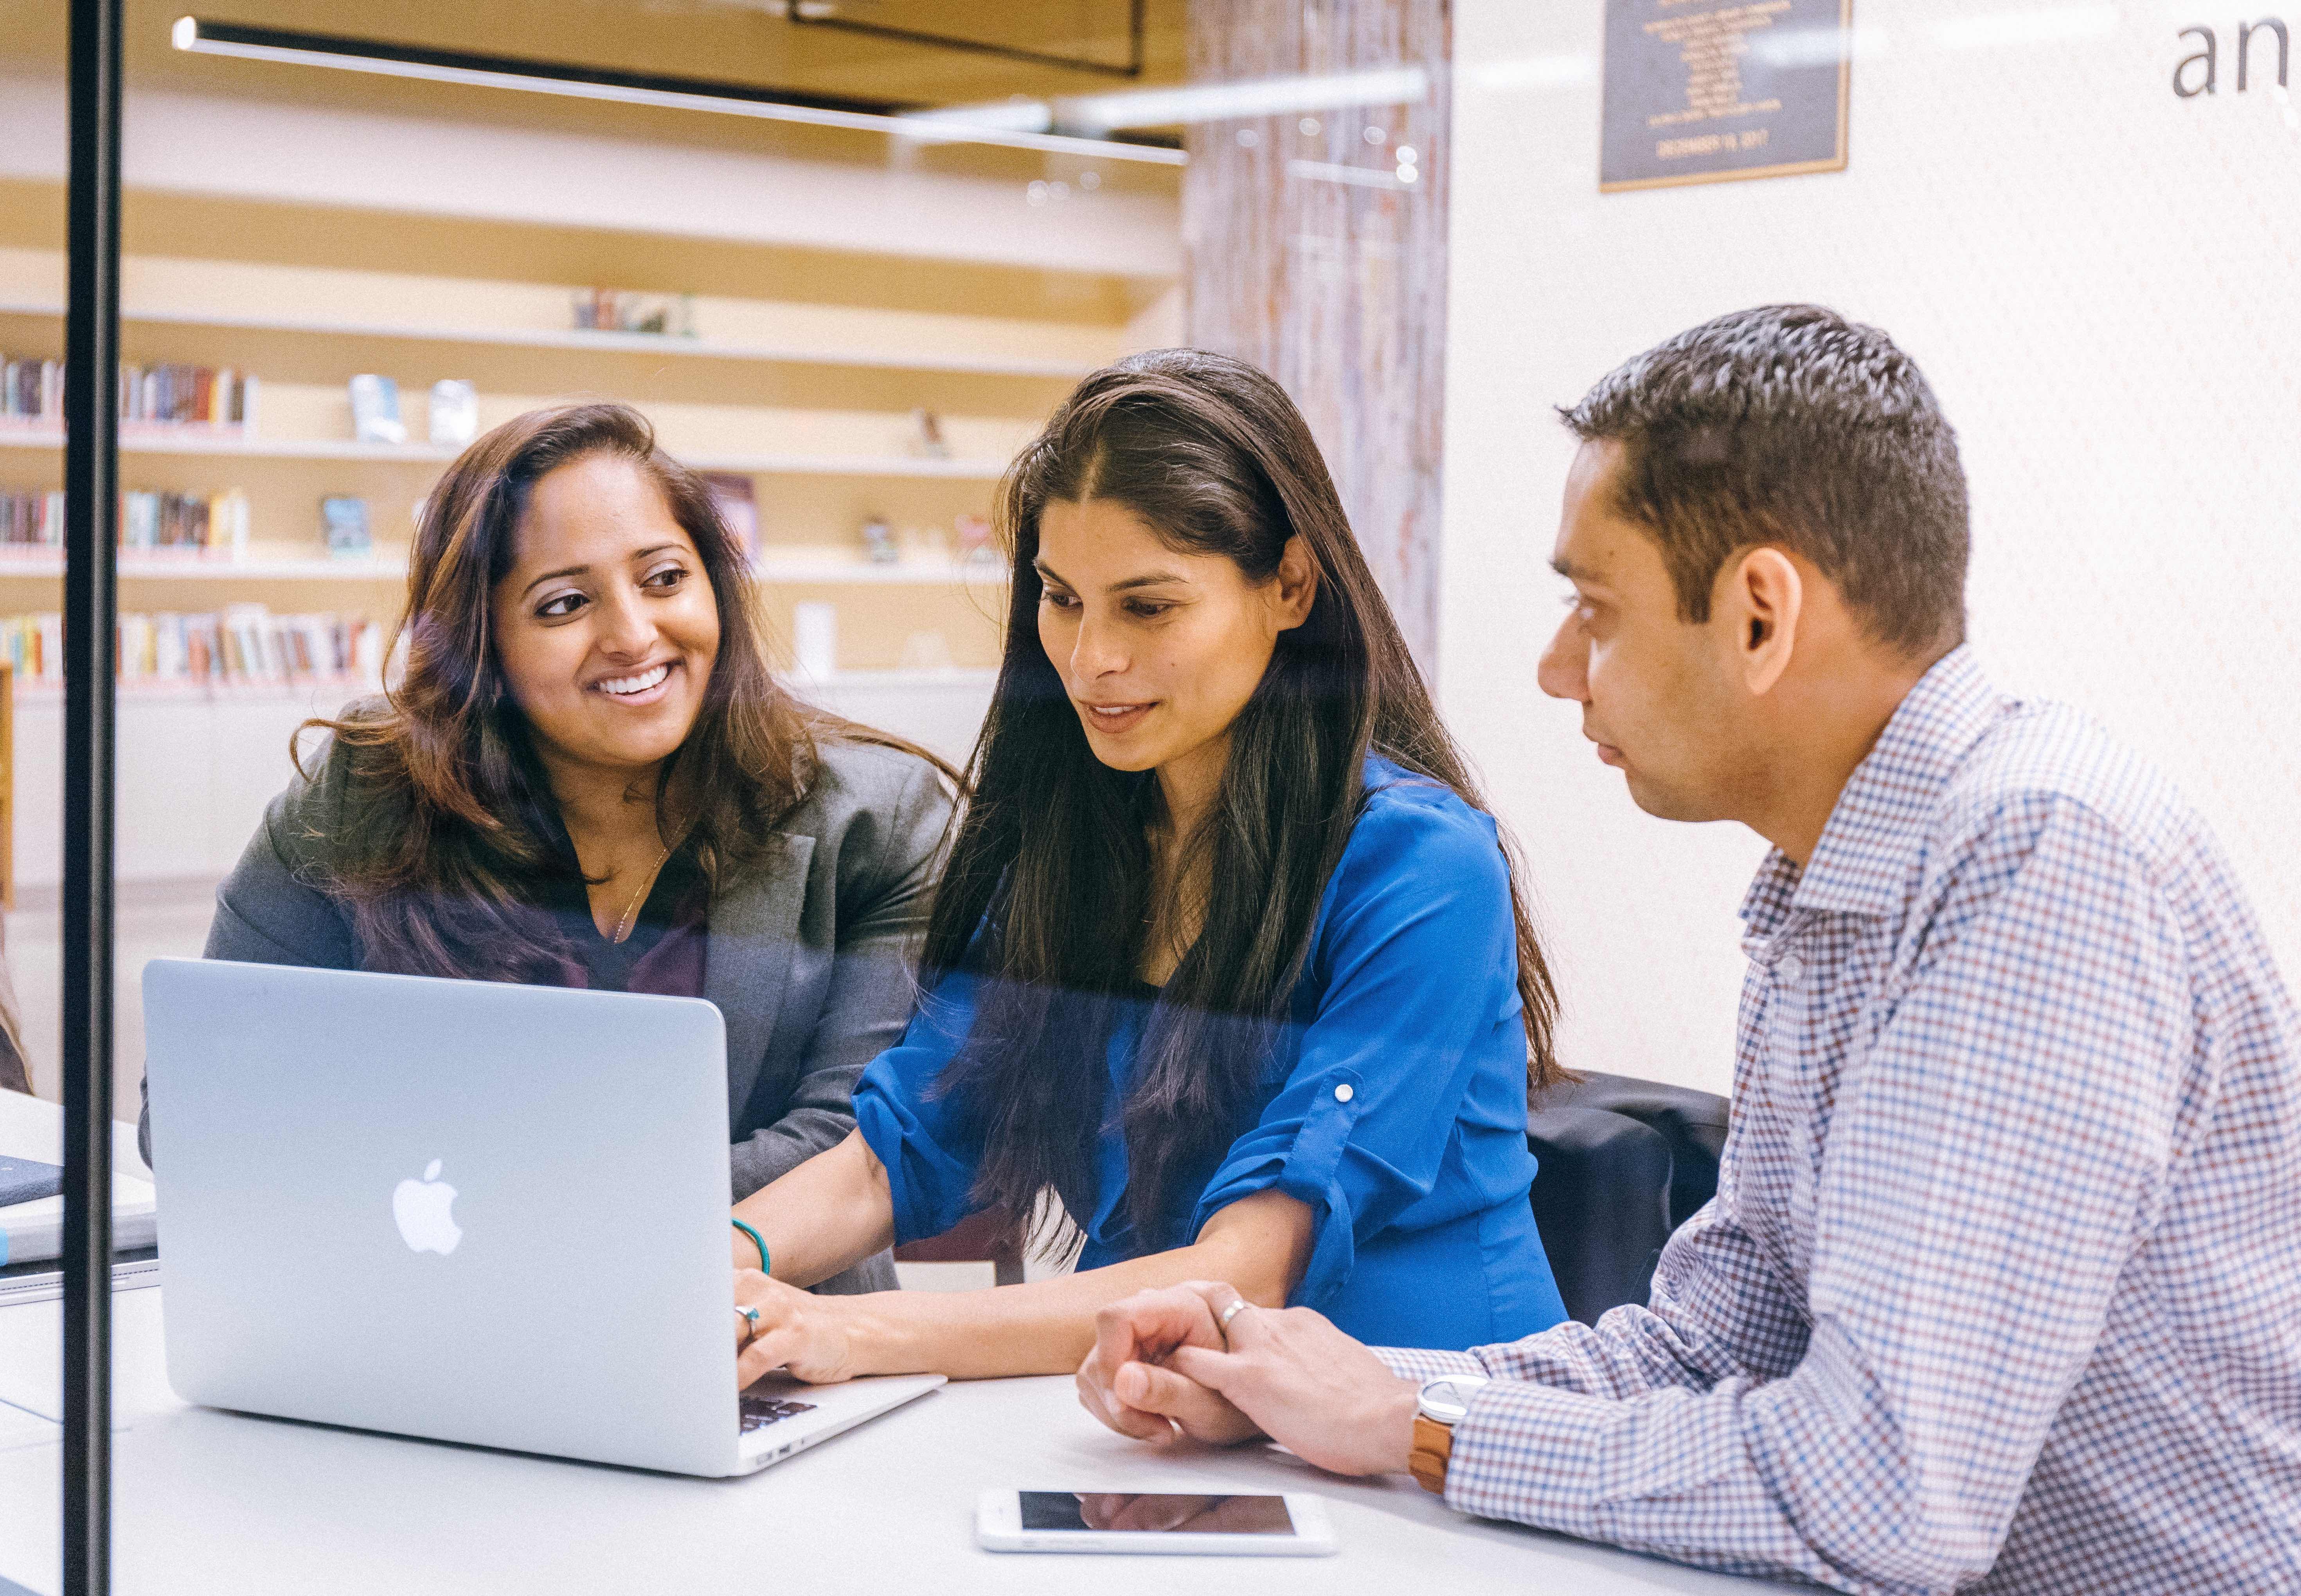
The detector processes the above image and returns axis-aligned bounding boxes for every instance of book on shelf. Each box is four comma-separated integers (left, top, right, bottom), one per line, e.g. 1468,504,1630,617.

2,604,387,692
907,407,951,460
1,356,62,424
571,288,696,337
0,612,61,682
0,489,65,548
120,488,251,558
322,495,372,558
0,353,258,436
349,374,406,445
429,379,479,447
0,487,248,555
122,362,257,430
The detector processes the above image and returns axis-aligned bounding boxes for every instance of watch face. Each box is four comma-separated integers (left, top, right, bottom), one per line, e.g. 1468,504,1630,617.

1418,1375,1488,1426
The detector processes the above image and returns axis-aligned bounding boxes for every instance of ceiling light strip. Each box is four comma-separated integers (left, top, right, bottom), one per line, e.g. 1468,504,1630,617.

170,16,1187,166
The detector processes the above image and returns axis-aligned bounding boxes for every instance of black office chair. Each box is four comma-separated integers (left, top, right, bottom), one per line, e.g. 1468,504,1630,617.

1527,1071,1730,1324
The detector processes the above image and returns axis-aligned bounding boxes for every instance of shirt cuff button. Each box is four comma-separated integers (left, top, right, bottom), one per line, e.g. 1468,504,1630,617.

1334,1083,1355,1103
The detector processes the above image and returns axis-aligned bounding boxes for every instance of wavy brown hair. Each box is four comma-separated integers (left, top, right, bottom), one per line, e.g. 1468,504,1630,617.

926,350,1562,1254
303,403,913,981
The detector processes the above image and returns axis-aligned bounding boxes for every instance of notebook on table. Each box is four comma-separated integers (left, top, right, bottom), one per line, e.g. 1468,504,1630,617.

0,1096,160,1279
0,1157,59,1209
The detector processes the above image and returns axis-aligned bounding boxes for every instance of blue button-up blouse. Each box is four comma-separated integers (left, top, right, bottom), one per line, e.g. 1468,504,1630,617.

852,758,1568,1351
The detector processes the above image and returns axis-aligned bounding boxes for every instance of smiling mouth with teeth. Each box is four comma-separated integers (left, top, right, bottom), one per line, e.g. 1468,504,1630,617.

596,662,672,696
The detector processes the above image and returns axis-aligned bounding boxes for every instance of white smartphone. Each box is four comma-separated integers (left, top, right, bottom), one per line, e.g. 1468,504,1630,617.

975,1489,1337,1556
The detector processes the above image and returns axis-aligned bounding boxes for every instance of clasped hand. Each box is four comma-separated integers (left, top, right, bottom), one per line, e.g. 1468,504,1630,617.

1073,1281,1419,1477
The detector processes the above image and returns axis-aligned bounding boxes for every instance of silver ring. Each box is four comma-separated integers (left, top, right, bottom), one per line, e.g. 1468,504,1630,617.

1216,1297,1254,1337
736,1305,760,1337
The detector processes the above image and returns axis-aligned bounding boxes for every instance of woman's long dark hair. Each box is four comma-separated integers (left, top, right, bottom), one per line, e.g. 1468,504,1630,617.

306,402,920,980
927,350,1560,1254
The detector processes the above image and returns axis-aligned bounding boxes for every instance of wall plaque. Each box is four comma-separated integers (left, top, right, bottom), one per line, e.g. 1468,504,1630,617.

1601,0,1852,192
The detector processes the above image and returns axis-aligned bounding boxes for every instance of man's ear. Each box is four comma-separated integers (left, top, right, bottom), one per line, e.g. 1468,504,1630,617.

1724,546,1803,695
1270,534,1320,632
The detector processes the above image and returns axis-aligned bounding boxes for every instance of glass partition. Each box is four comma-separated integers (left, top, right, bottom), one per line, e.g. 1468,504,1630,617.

5,2,2287,1591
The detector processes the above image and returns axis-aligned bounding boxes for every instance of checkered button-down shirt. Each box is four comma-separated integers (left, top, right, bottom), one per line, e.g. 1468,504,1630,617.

1382,648,2301,1594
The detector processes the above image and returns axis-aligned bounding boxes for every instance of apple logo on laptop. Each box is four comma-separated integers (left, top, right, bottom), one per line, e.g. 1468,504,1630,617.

392,1159,463,1255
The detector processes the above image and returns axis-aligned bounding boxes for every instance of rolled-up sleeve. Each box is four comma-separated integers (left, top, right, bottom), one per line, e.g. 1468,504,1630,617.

1422,799,2193,1595
1187,793,1522,1314
851,965,990,1246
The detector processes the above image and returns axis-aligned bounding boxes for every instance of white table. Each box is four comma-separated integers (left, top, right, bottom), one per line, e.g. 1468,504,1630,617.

0,1287,1796,1596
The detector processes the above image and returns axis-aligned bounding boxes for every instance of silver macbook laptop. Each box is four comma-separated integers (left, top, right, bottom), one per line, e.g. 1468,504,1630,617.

141,957,941,1477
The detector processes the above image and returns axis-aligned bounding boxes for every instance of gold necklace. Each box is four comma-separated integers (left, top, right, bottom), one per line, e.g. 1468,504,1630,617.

610,846,673,945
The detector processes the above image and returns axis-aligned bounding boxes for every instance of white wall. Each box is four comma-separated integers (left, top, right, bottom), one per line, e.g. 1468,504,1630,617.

11,691,362,890
1443,2,2301,1095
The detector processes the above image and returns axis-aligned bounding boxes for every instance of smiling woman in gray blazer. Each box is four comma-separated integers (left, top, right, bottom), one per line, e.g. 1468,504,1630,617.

142,403,952,1296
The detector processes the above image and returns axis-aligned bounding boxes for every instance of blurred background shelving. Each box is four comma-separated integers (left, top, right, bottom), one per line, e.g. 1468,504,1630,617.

0,168,1178,898
0,176,1173,656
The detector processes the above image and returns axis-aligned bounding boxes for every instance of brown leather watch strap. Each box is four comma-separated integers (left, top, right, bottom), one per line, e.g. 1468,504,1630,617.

1409,1412,1454,1495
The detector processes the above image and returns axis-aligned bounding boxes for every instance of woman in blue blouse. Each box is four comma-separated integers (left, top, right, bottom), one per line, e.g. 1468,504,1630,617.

729,350,1568,1384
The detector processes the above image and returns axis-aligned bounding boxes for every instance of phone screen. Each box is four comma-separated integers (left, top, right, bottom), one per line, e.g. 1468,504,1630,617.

1018,1492,1296,1536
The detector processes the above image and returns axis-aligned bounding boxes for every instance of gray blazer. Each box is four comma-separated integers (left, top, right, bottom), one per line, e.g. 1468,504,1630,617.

142,727,954,1296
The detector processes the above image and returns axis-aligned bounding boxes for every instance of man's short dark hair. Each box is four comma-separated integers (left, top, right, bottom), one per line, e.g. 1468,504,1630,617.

1560,304,1969,655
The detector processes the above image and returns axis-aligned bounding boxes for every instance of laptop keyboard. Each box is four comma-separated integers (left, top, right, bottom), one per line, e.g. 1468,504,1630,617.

739,1394,818,1434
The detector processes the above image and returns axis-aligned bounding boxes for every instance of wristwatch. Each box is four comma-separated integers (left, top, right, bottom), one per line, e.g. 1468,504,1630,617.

1409,1373,1489,1495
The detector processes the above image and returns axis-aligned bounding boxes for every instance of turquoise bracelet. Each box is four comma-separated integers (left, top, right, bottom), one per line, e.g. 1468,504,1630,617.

731,1217,770,1276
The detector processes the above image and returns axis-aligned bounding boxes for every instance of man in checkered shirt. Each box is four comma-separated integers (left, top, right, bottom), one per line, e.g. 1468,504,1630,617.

1074,306,2301,1593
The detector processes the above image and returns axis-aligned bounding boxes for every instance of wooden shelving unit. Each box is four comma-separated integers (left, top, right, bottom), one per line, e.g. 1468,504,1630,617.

0,552,403,581
0,548,1010,588
0,194,1159,665
0,427,1014,479
0,545,1017,588
0,181,1170,888
7,664,997,704
0,297,1104,380
0,244,1131,378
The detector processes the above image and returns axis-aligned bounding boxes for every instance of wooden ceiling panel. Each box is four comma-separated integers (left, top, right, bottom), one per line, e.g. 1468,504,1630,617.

0,0,1191,108
0,0,1193,195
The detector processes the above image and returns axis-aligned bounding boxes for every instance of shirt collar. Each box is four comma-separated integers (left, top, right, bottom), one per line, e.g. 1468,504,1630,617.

1740,645,2008,930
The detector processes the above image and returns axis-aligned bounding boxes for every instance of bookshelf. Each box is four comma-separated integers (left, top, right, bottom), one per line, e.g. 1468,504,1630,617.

0,179,1169,885
0,298,1105,380
0,554,403,581
0,190,1158,628
0,550,1015,586
0,428,1015,479
0,245,1126,378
